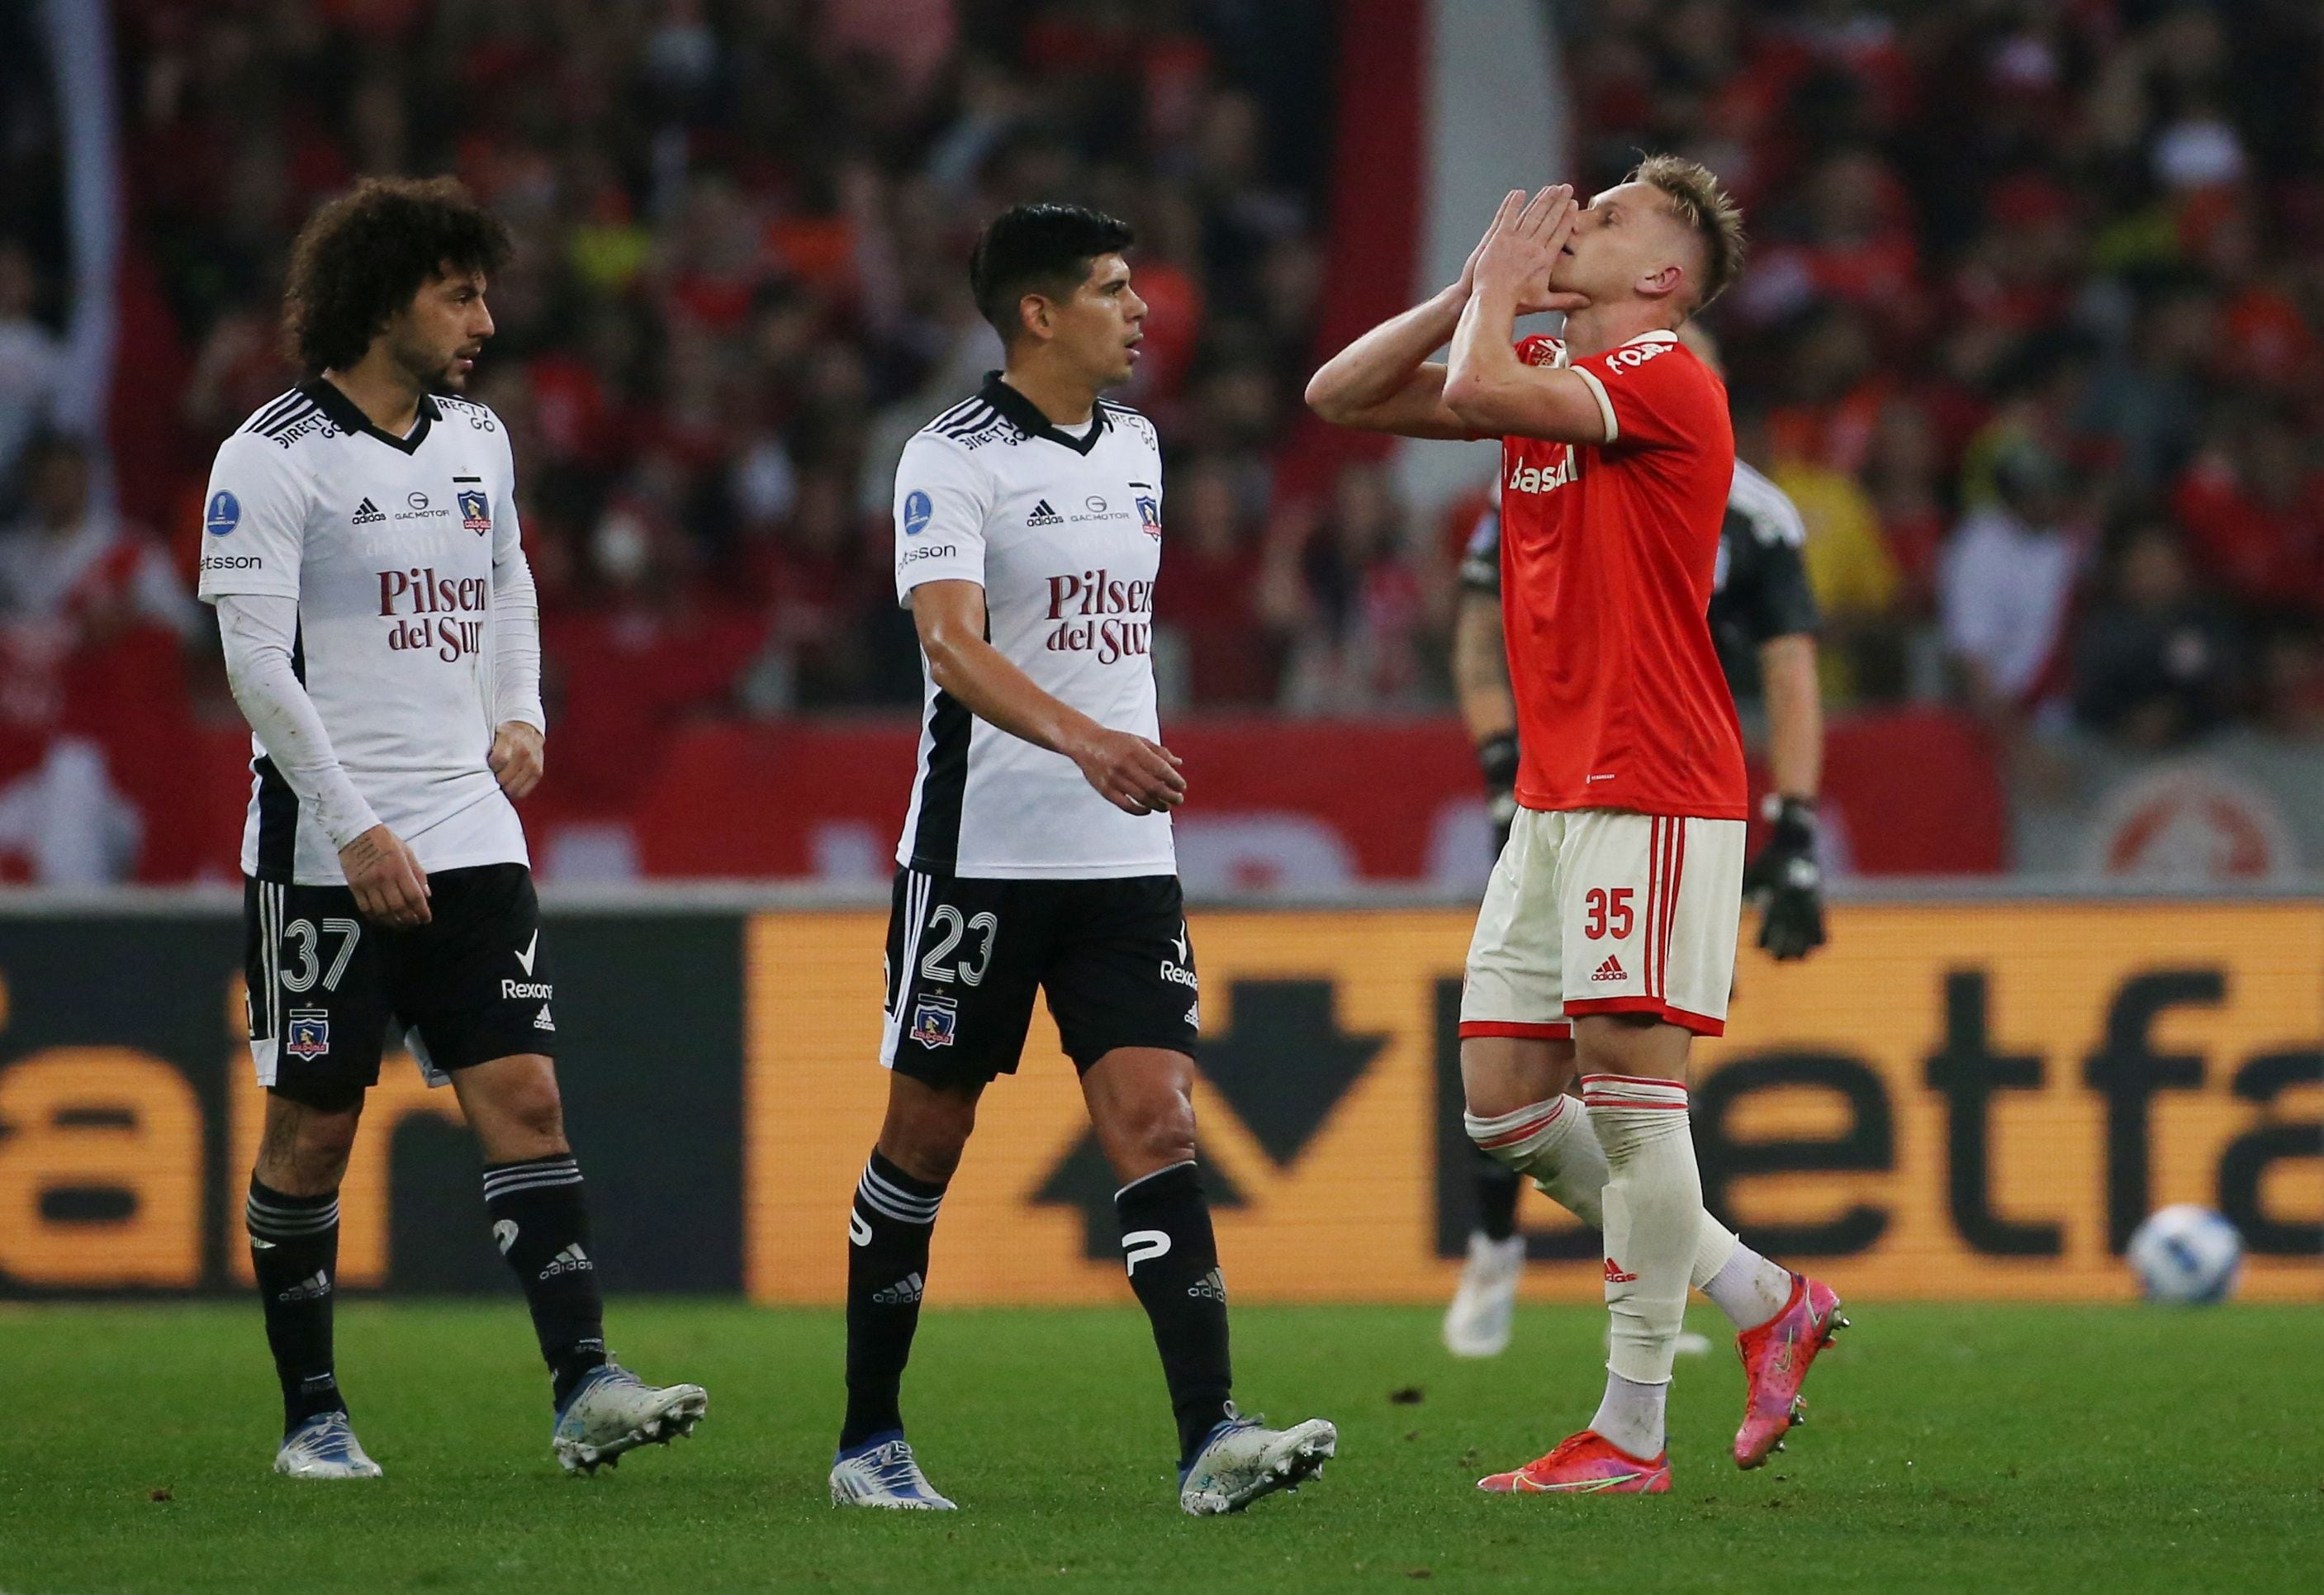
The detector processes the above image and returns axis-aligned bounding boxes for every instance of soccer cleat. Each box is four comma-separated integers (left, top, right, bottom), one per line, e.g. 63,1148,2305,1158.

273,1412,382,1479
828,1432,956,1510
1178,1407,1337,1516
1443,1232,1525,1358
552,1361,708,1475
1477,1429,1668,1494
1732,1272,1847,1470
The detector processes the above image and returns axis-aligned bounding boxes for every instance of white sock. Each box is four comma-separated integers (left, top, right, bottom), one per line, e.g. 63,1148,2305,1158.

1463,1096,1606,1228
1583,1074,1700,1389
1588,1370,1667,1460
1696,1232,1795,1330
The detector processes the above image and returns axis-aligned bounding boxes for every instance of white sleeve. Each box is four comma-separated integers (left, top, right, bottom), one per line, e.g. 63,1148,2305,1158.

892,430,993,603
196,431,306,602
216,592,382,849
488,431,544,732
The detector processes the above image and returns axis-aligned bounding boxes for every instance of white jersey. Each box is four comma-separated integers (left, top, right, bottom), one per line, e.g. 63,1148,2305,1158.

890,374,1174,879
198,382,529,885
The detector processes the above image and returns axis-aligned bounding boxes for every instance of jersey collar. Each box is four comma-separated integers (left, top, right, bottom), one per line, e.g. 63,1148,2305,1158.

980,372,1111,456
302,378,440,456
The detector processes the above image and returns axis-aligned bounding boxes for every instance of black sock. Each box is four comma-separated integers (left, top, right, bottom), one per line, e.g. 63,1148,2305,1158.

481,1154,608,1408
1474,1149,1523,1243
841,1150,945,1450
1115,1161,1234,1465
246,1177,344,1435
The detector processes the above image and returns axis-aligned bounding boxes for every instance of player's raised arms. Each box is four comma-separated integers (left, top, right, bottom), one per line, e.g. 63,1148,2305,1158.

1305,189,1590,439
1443,185,1619,444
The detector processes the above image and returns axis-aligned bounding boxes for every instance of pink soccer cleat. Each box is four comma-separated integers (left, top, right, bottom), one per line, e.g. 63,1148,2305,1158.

1732,1272,1847,1470
1477,1430,1669,1495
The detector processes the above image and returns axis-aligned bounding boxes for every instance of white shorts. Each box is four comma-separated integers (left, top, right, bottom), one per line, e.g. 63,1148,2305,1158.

1459,807,1744,1040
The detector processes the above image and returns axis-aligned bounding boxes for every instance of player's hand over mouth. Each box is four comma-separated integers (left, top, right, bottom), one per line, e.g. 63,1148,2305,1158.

1070,726,1186,815
1476,184,1591,316
339,824,432,928
490,720,546,800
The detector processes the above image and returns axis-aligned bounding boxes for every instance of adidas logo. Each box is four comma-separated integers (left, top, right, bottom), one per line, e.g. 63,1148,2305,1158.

1591,955,1626,983
538,1243,592,1279
534,1003,555,1032
1026,498,1064,527
351,496,386,525
277,1270,332,1303
1604,1257,1639,1285
1186,1267,1227,1303
1183,1002,1201,1029
872,1270,925,1306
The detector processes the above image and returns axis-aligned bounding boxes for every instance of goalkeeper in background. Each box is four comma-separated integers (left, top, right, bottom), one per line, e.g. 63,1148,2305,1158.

1442,320,1827,1358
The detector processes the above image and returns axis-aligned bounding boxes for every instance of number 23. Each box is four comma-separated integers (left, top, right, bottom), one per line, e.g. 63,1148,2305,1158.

1583,887,1634,940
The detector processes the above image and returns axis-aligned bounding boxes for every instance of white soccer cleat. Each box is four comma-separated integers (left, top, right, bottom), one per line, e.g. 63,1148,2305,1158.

552,1362,708,1475
1178,1408,1336,1516
829,1434,957,1510
1443,1232,1525,1357
273,1412,383,1479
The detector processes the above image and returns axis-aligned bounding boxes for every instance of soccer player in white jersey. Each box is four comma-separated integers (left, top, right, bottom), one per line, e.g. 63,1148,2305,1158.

829,204,1335,1516
199,178,704,1481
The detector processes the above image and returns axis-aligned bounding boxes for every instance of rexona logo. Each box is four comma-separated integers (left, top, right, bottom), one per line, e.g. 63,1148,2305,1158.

1044,568,1153,665
377,567,490,661
1507,454,1579,495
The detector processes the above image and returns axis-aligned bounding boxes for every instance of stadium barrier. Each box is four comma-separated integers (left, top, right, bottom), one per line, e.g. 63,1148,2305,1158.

1,895,2315,1302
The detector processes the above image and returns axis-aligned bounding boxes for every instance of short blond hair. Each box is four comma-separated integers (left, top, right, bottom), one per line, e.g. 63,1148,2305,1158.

1629,154,1747,316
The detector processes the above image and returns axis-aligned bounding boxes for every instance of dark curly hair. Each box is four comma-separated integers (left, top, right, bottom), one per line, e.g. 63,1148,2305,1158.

283,176,511,373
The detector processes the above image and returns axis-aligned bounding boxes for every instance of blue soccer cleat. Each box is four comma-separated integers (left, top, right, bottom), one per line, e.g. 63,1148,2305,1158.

273,1412,383,1479
829,1431,957,1510
1178,1405,1336,1515
552,1361,708,1475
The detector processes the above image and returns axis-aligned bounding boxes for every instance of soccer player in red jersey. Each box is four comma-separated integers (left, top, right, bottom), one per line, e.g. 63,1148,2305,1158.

1308,158,1845,1494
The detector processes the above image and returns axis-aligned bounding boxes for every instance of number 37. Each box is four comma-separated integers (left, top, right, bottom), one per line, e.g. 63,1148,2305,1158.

1582,887,1634,940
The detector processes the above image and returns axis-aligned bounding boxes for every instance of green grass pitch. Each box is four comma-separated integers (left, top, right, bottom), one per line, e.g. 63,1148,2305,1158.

3,1299,2319,1593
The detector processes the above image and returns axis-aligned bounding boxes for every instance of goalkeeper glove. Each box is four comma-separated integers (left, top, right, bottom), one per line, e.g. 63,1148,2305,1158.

1477,731,1520,857
1743,795,1827,961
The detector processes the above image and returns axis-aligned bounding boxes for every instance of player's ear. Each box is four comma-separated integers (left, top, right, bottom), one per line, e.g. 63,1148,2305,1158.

1020,292,1051,344
1638,261,1684,303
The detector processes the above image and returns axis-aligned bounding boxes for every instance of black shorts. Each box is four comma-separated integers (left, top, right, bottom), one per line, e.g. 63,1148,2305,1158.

244,862,556,1110
880,869,1199,1087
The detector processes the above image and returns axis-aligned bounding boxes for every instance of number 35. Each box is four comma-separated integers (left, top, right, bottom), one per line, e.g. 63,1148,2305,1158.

1583,887,1634,940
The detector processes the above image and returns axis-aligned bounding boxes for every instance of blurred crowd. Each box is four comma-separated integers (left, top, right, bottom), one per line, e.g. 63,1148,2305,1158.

1565,0,2324,759
2,0,2322,865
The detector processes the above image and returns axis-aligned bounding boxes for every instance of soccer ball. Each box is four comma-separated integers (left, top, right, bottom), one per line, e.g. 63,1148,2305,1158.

2126,1205,2243,1304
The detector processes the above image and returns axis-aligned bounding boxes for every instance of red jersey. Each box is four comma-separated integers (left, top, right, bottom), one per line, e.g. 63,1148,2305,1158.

1499,330,1747,819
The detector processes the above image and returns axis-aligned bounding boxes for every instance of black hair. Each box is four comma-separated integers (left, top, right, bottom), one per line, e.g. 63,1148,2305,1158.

968,203,1134,346
284,176,511,373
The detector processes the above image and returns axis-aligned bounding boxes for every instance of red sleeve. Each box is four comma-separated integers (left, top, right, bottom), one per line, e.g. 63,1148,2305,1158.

1512,334,1564,368
1572,338,1721,451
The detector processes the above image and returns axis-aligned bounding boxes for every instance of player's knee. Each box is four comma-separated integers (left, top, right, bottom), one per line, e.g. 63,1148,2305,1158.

879,1085,977,1184
493,1074,566,1146
1103,1087,1197,1180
